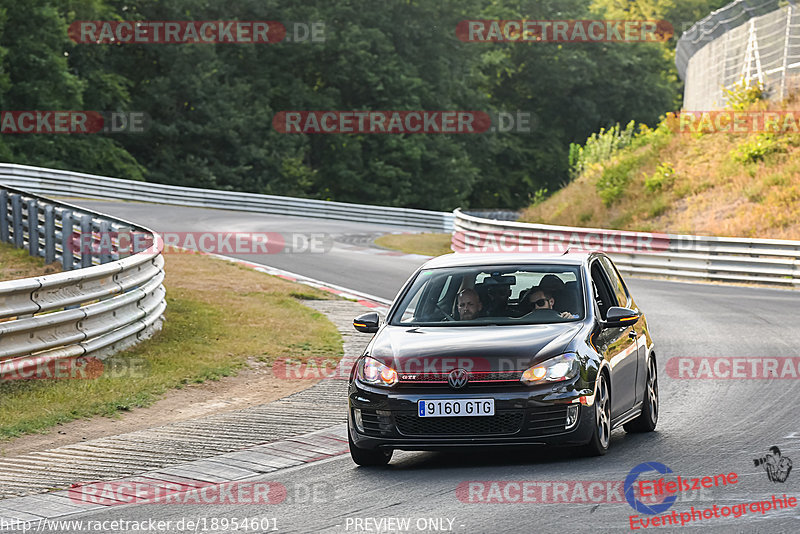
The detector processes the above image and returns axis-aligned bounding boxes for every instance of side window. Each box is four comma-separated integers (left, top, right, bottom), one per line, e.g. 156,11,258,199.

600,256,630,308
405,279,427,321
590,261,617,320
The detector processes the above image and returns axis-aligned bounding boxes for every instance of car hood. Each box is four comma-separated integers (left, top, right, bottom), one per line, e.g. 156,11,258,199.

368,323,582,373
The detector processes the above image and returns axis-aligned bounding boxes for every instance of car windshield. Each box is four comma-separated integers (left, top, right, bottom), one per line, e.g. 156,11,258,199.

389,264,585,326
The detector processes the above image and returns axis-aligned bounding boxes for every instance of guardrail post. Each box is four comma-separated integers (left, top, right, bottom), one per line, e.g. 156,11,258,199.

44,205,55,264
61,209,74,271
80,214,92,268
0,189,8,243
11,193,23,248
795,258,800,288
117,225,132,259
27,199,39,258
99,220,111,264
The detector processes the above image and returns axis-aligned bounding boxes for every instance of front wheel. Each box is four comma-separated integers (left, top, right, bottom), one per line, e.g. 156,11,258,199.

348,425,393,466
624,357,658,433
581,373,610,456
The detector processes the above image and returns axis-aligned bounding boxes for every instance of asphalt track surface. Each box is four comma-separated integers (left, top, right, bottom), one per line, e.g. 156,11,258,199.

72,200,423,301
49,201,800,533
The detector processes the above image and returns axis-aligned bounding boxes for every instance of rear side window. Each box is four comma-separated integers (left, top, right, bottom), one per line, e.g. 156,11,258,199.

600,256,630,308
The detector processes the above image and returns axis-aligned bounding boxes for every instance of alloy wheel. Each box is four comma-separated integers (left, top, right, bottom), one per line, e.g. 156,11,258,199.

596,376,610,449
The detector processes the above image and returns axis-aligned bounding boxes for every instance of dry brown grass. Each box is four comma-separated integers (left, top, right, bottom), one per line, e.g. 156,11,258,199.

0,242,61,280
374,232,453,257
0,252,342,440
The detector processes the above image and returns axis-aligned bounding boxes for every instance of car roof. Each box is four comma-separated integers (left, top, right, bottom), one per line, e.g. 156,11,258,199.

419,251,596,269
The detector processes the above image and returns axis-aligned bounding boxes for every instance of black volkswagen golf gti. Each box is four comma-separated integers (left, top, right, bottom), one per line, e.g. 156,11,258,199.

347,252,658,465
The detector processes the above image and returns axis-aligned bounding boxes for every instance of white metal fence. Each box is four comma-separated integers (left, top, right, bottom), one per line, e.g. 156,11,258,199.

452,210,800,287
677,0,800,109
0,163,454,232
0,185,166,378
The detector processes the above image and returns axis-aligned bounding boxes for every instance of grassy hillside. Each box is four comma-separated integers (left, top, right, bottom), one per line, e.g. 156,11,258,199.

520,93,800,240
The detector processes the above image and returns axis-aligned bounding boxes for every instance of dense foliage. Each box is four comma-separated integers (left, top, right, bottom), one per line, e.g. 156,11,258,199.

0,0,724,209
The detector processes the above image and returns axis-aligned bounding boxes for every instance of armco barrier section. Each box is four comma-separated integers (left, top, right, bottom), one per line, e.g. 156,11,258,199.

0,185,166,377
0,163,454,232
452,209,800,287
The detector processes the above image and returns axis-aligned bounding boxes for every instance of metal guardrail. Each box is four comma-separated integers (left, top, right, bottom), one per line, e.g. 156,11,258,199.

451,209,800,287
0,163,454,232
0,185,166,377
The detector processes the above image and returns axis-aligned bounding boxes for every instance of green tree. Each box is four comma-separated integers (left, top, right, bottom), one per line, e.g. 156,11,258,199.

0,0,143,179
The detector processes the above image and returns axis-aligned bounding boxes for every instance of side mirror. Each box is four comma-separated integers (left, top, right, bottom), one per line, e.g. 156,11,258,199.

353,312,380,333
603,306,639,328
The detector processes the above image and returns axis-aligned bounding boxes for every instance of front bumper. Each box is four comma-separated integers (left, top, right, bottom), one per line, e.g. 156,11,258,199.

348,379,595,451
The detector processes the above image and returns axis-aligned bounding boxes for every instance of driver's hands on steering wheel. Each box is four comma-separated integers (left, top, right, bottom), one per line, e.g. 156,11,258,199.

435,303,455,321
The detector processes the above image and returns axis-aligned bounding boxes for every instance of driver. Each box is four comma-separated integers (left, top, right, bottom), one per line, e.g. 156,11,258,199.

456,288,483,320
527,287,577,319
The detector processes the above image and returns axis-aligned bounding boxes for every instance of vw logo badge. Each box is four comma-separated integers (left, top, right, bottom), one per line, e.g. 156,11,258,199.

448,368,469,389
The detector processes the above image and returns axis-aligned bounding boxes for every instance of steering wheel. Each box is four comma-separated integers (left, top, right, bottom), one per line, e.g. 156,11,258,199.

525,308,562,320
435,303,457,322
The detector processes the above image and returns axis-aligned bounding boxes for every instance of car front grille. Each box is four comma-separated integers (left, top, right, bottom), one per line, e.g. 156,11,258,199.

397,371,523,387
359,408,393,436
527,405,570,436
394,412,524,436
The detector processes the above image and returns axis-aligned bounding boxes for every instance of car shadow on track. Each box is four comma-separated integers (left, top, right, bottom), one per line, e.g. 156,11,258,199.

358,430,665,472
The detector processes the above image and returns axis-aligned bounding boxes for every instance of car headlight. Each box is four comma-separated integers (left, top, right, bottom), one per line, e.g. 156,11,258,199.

521,353,579,384
356,356,398,387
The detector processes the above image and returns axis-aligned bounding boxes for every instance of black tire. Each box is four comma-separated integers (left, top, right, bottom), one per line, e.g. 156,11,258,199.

348,425,393,466
581,373,611,456
624,357,659,433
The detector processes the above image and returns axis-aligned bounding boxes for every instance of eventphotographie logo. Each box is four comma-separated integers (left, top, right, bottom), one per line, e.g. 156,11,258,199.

625,462,678,515
754,446,793,483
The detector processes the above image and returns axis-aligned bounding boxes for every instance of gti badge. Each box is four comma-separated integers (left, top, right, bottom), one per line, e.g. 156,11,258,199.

448,368,469,389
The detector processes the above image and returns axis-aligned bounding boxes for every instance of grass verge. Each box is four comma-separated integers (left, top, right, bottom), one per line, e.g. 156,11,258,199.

374,232,452,257
0,252,342,440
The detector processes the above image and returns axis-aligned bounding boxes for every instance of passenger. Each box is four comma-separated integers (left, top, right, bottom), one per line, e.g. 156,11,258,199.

526,287,577,319
456,288,483,320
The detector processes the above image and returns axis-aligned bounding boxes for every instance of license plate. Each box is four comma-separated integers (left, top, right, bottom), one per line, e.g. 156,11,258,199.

417,399,494,417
